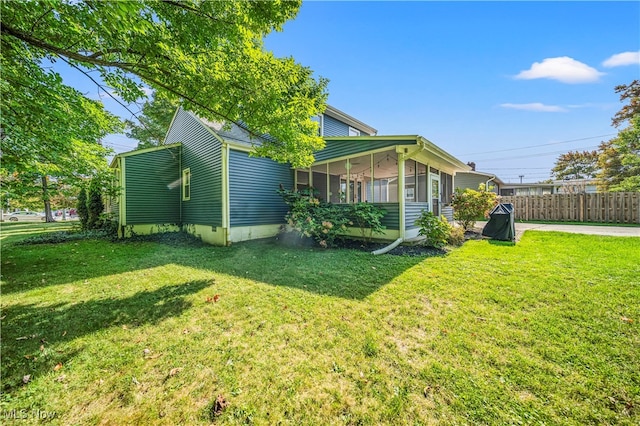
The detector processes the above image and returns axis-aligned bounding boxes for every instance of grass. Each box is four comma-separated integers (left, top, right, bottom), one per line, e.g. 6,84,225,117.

1,224,639,425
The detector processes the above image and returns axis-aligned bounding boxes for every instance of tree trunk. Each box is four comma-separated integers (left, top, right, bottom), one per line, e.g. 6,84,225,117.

41,175,55,222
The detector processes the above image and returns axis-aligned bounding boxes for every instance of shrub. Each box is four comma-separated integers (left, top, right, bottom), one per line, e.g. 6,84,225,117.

87,179,105,230
415,211,451,248
447,225,465,246
278,187,348,248
451,184,497,231
77,187,89,230
347,202,386,242
278,187,386,248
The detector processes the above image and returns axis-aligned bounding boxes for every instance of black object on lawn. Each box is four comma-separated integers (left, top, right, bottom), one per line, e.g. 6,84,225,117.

482,203,515,241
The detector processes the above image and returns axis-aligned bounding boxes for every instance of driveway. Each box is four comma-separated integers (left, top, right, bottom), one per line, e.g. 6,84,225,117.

475,221,640,240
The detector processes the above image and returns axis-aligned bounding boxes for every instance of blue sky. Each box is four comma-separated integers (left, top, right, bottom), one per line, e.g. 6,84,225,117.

96,1,639,183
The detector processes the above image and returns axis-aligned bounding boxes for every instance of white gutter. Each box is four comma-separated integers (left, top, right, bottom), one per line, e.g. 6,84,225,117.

486,176,496,191
372,238,404,255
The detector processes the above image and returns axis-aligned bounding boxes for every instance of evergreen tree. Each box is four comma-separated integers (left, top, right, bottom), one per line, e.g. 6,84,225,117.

77,187,88,230
87,180,104,230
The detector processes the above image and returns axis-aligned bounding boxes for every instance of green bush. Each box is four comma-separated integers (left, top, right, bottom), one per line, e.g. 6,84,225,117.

451,184,497,231
77,186,89,230
447,225,465,246
278,187,348,248
347,202,386,242
278,187,386,248
87,179,105,230
415,211,451,248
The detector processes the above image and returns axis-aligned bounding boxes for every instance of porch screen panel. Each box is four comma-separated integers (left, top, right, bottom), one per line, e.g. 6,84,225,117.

417,163,428,202
312,164,328,201
328,160,347,203
405,160,417,202
372,151,398,202
349,154,372,203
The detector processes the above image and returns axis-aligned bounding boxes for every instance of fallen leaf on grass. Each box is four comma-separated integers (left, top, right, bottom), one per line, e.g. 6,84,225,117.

168,367,183,377
53,363,63,371
16,336,29,341
206,294,221,303
209,394,228,419
40,345,45,352
55,374,66,382
620,316,634,323
22,375,31,384
62,331,67,337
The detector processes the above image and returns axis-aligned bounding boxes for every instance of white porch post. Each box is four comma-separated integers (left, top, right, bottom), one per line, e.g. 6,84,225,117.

398,149,406,239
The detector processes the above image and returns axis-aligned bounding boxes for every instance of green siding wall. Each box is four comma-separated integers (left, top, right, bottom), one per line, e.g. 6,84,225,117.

229,150,293,227
125,147,181,224
166,109,223,226
323,115,350,136
376,203,400,230
314,139,416,162
334,203,400,230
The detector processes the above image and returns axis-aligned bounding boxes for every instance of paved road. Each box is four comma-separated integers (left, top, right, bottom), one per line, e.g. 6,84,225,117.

475,221,640,239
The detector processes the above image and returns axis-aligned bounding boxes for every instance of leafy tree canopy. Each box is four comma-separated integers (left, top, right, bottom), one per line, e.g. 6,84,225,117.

551,150,599,181
598,115,640,191
596,80,640,192
125,93,178,150
612,80,639,128
1,0,328,168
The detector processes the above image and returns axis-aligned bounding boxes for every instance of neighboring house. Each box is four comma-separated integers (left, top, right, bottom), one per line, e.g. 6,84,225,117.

454,162,502,194
111,105,470,245
499,179,598,196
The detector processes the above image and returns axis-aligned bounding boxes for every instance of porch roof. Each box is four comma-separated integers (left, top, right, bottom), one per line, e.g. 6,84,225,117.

316,135,470,173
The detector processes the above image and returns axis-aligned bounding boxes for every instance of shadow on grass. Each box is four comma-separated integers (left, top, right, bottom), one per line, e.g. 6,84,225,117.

1,234,426,300
1,279,214,393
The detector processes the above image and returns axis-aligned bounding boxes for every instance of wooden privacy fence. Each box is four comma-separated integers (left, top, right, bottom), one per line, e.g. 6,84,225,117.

500,193,640,224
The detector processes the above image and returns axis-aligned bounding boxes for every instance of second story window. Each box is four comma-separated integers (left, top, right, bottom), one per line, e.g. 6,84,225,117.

348,127,361,137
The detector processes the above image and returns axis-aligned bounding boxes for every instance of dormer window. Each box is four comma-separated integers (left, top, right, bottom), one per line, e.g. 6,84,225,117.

348,127,361,137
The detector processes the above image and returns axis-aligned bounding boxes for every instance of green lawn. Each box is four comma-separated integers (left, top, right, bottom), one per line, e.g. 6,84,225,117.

1,224,639,425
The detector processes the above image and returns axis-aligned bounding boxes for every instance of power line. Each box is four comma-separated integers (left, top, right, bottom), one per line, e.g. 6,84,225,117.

473,145,600,162
457,134,614,157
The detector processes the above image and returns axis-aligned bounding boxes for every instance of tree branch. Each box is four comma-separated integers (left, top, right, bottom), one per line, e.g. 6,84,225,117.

58,57,146,125
1,24,140,69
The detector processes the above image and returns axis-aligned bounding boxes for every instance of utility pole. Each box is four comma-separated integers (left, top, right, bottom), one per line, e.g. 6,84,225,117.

519,175,524,184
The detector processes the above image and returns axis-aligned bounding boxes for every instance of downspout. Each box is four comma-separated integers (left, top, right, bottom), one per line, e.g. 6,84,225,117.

486,176,496,192
372,237,403,255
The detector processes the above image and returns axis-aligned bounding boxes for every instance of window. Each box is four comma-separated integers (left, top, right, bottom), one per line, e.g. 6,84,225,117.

182,168,191,201
296,169,310,192
348,126,361,137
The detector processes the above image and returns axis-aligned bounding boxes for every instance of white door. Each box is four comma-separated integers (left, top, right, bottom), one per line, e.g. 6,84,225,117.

430,174,440,216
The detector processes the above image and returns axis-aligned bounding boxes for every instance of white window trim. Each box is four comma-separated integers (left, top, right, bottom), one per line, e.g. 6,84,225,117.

182,168,191,201
348,126,361,137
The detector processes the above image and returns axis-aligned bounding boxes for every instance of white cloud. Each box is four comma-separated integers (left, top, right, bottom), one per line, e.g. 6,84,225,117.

500,103,567,112
602,51,640,67
515,56,604,84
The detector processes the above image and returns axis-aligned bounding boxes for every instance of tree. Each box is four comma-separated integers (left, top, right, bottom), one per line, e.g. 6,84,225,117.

87,179,104,230
552,150,599,180
597,80,640,192
77,187,89,230
125,93,178,150
598,115,640,192
551,150,599,193
612,80,640,128
1,1,328,168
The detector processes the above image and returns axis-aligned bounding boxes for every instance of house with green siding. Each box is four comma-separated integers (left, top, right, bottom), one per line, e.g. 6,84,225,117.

111,105,470,245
